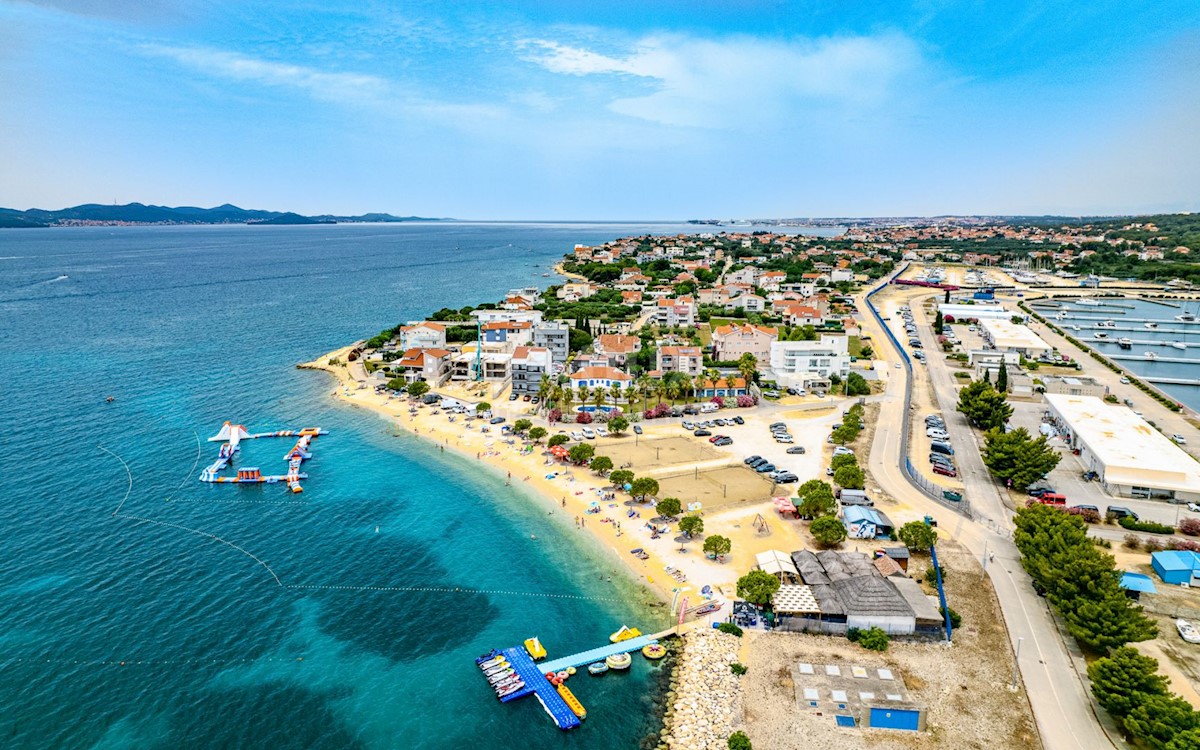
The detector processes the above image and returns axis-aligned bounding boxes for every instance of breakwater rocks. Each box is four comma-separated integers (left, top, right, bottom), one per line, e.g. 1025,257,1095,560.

656,630,744,750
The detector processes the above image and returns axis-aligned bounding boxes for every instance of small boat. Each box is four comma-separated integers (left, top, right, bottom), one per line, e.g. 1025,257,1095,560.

1070,325,1081,331
605,652,632,670
610,625,642,643
1145,322,1159,329
483,662,511,677
1118,338,1132,349
1145,351,1158,360
487,670,516,684
693,601,724,615
496,683,526,698
1173,342,1188,350
1098,320,1116,327
1076,298,1101,306
475,649,501,664
1093,332,1109,340
1177,313,1197,323
478,656,507,670
1178,619,1200,644
587,661,609,675
524,636,547,660
642,643,667,660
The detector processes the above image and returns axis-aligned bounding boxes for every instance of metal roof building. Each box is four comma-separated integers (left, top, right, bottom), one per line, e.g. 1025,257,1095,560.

978,318,1051,357
1046,394,1200,502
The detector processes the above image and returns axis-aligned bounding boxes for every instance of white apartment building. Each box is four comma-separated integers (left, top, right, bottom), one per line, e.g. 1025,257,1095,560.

768,335,851,389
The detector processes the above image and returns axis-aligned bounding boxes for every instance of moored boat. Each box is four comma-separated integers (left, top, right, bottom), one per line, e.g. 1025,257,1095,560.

1173,341,1187,350
1178,619,1200,644
587,661,609,675
1145,351,1158,360
1177,312,1197,323
1145,322,1159,329
1118,338,1132,349
1094,332,1109,340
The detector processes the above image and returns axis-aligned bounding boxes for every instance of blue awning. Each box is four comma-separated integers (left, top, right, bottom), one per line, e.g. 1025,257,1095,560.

1120,571,1158,594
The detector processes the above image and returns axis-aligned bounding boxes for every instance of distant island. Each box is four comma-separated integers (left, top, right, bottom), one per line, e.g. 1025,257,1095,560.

0,202,449,228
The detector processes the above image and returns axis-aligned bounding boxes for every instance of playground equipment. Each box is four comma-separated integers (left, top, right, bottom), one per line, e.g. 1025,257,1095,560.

199,421,327,493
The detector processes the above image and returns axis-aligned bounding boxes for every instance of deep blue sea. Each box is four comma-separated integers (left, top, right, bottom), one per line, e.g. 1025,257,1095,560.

0,223,715,750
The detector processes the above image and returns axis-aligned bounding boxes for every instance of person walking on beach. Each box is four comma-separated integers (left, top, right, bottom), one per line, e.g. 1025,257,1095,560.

561,497,566,508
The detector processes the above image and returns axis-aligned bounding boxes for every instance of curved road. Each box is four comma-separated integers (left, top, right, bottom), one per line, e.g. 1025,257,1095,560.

857,285,1117,750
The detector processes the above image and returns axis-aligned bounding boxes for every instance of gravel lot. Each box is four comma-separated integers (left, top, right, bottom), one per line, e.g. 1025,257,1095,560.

739,539,1040,749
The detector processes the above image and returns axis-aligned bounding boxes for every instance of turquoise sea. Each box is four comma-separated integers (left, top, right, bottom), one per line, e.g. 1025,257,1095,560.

0,223,712,750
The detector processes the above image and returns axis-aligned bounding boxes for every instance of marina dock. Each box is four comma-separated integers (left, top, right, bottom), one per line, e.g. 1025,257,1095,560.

541,634,659,673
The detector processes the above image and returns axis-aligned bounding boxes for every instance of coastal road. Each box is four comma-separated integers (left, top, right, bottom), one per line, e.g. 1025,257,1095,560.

857,283,1117,750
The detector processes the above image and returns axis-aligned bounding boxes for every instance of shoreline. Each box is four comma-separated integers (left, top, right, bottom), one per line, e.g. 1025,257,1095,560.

300,346,699,608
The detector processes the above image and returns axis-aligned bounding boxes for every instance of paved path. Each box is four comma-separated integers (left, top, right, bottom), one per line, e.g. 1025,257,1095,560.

856,283,1117,750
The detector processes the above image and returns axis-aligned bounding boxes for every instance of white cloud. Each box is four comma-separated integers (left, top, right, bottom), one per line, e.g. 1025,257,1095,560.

520,33,925,128
140,44,390,106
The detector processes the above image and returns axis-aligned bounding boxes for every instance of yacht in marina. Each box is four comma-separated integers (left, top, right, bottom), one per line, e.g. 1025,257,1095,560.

1177,312,1197,323
1145,322,1159,329
1098,320,1117,328
1145,351,1159,360
1076,298,1102,306
1172,341,1188,350
1118,338,1132,349
1094,332,1109,340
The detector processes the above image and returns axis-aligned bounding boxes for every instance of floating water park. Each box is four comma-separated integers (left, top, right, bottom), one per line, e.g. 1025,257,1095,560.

475,626,674,731
198,421,328,493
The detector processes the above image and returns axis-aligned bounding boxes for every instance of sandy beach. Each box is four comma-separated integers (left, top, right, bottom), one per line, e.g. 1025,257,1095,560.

302,345,849,619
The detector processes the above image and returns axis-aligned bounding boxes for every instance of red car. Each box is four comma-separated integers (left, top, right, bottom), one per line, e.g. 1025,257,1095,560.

932,464,957,477
709,434,727,443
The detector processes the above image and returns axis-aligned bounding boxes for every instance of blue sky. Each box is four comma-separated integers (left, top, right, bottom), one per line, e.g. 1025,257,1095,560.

2,0,1199,218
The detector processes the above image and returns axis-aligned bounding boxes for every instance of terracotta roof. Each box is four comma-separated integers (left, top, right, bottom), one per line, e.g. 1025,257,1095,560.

402,322,446,332
597,334,640,354
660,346,702,357
697,376,746,389
481,320,532,330
712,323,778,337
569,366,633,381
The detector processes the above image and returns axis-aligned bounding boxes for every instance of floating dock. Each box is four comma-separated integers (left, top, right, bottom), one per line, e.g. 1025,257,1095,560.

199,421,327,492
478,628,673,731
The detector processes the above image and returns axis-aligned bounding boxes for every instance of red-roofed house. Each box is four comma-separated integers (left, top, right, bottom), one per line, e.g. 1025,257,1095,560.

396,347,452,384
696,376,748,399
398,322,447,350
786,305,825,327
569,366,634,393
595,334,642,367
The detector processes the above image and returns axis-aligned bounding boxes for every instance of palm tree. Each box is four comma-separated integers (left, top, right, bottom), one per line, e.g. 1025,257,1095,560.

636,375,654,410
666,382,681,405
738,355,757,390
679,374,694,405
576,385,590,413
536,376,551,410
550,384,564,411
608,381,624,409
654,380,667,405
592,386,605,412
561,386,574,412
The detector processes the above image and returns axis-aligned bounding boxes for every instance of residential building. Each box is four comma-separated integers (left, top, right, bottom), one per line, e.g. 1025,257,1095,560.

397,322,447,350
594,334,641,367
394,347,452,385
568,366,633,394
768,335,851,389
532,320,570,364
727,294,766,313
471,309,543,325
785,305,824,327
1040,376,1107,398
481,320,533,347
711,323,777,363
510,346,552,396
656,346,704,375
449,343,512,382
650,296,697,327
557,282,598,301
726,267,758,286
696,376,748,399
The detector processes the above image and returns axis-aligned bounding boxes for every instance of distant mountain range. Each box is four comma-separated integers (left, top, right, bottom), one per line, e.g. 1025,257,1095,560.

0,203,448,228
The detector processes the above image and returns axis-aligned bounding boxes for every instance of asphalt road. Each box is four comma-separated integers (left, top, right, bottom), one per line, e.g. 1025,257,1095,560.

857,284,1118,750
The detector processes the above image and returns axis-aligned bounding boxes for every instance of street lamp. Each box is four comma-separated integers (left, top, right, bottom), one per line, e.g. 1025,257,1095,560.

1011,636,1023,691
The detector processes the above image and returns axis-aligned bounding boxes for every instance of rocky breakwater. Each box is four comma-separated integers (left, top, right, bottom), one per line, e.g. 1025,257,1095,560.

657,629,744,750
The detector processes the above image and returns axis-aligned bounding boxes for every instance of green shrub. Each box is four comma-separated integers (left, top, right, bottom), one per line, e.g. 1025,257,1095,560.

940,606,962,628
730,662,748,676
1119,516,1175,535
717,622,744,637
857,627,889,652
727,731,753,750
924,565,947,586
846,626,862,643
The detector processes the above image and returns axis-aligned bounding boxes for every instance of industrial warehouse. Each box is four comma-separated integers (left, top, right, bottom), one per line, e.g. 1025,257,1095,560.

1045,394,1200,502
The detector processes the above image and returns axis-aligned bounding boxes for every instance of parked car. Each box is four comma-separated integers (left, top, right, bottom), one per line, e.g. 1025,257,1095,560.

927,429,949,441
1027,487,1057,498
744,455,763,465
682,420,695,430
755,463,776,473
595,427,609,438
633,424,643,435
1071,504,1100,514
570,431,584,441
523,394,532,401
748,458,769,469
708,434,724,443
682,406,700,415
930,441,954,455
581,427,595,439
769,422,786,430
1119,377,1130,384
1173,434,1187,444
530,396,540,404
732,416,745,425
1106,506,1139,521
786,446,806,455
833,446,854,457
508,393,519,401
773,472,799,483
774,435,794,443
932,464,958,477
694,429,712,437
713,437,733,447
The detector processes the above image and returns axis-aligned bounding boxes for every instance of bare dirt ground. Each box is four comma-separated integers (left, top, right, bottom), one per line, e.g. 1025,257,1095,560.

740,539,1040,749
603,434,725,470
657,465,777,511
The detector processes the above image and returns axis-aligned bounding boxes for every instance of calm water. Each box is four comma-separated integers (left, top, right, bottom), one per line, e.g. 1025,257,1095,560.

1055,298,1200,409
0,223,713,750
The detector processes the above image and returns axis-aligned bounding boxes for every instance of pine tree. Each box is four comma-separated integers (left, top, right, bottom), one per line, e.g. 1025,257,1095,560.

997,361,1009,392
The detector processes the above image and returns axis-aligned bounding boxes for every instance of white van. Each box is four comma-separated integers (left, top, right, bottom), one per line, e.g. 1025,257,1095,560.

699,403,719,414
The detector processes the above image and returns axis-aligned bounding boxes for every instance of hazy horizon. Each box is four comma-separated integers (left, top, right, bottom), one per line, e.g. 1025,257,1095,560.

3,1,1199,219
